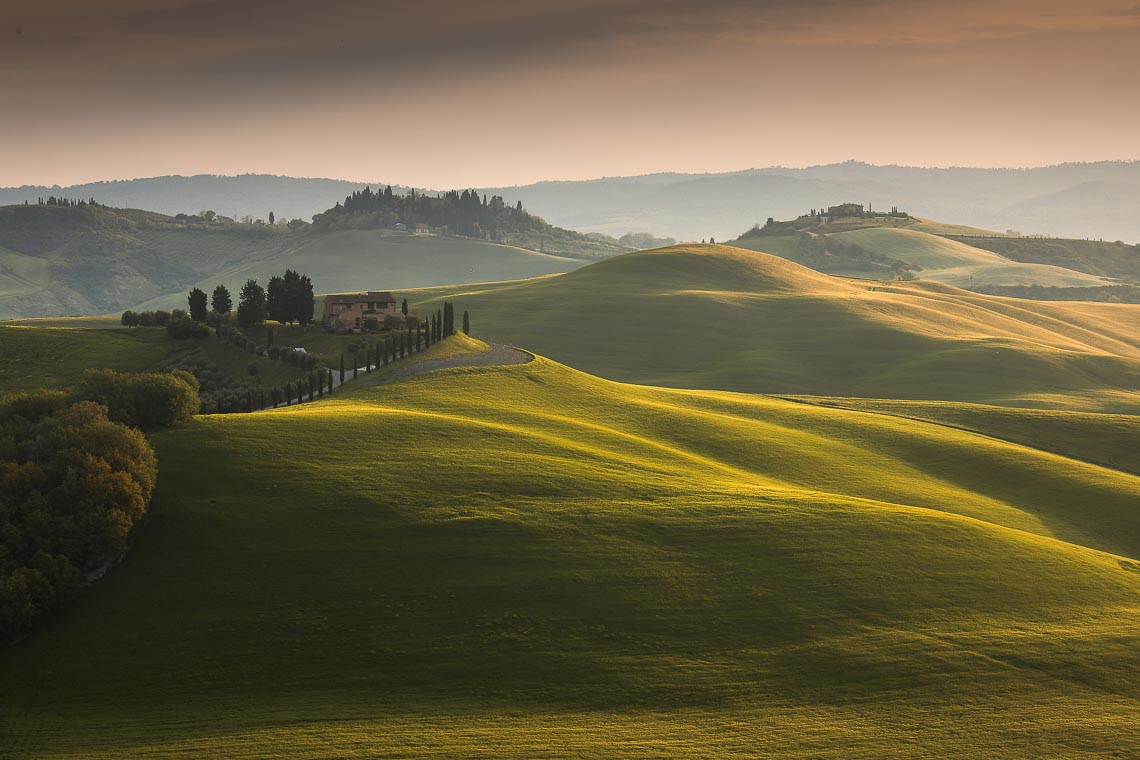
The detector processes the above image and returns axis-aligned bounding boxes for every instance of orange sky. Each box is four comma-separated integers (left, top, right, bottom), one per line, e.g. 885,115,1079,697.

3,0,1139,187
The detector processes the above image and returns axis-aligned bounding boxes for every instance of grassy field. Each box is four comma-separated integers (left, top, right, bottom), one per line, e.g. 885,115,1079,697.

0,321,307,404
406,244,1140,412
2,353,1138,757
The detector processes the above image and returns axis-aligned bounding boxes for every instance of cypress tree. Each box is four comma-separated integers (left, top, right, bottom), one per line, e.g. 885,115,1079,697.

353,361,358,379
217,397,224,414
365,346,371,373
416,325,422,351
339,354,345,383
328,370,334,394
436,309,443,340
463,310,470,335
267,326,274,347
247,389,252,413
188,287,208,322
401,298,408,316
309,373,316,399
260,390,266,410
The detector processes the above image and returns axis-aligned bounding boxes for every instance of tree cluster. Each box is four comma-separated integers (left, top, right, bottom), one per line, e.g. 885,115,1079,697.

33,196,100,208
266,270,315,325
0,393,158,640
73,369,200,430
120,309,172,328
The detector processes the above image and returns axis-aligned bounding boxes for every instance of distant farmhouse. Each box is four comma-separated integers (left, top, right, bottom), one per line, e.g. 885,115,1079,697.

323,291,400,331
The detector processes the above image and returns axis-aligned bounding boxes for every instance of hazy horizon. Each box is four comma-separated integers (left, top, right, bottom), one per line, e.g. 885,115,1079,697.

7,158,1140,193
5,0,1139,188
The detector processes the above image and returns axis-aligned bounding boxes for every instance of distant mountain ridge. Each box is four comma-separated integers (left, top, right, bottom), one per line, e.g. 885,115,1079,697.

3,160,1139,245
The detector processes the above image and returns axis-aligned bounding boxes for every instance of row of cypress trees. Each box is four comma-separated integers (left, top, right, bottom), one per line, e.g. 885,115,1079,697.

219,306,470,414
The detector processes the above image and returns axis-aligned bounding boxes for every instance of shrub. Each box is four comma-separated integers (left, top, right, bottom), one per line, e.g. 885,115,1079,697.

120,310,140,327
73,369,199,430
0,395,157,640
165,315,210,339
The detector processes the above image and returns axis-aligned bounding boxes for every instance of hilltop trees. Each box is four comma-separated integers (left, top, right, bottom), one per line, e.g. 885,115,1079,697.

237,279,267,327
188,287,208,321
211,285,232,315
310,185,546,242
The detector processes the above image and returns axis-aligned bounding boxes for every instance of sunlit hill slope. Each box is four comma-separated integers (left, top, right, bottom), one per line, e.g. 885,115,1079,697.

409,244,1140,412
2,348,1139,757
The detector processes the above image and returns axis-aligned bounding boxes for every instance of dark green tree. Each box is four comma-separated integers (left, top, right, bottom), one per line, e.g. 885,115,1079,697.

339,354,345,383
211,284,232,314
401,298,408,316
269,211,275,225
188,287,208,322
237,279,267,327
283,269,315,326
462,310,470,335
266,275,287,323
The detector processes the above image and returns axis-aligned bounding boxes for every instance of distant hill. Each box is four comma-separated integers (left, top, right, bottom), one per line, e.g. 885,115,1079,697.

408,243,1140,412
6,161,1140,243
0,174,384,224
0,196,603,319
479,161,1140,242
731,208,1136,293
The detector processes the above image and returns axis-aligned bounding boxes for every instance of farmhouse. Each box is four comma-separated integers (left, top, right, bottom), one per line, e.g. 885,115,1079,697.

323,291,400,330
415,223,430,234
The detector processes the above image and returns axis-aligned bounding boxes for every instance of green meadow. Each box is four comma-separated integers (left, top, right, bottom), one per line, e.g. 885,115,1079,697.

2,242,1138,757
2,352,1139,757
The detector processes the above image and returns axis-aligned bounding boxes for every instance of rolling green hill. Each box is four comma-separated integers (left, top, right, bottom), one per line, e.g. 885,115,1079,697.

0,203,603,319
406,244,1140,412
830,228,1115,288
2,353,1138,757
944,234,1140,284
732,212,1133,293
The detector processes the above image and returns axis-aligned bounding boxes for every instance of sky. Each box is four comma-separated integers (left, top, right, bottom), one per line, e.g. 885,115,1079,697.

3,0,1140,188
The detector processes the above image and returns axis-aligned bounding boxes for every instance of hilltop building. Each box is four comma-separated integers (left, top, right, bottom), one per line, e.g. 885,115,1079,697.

323,291,400,331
